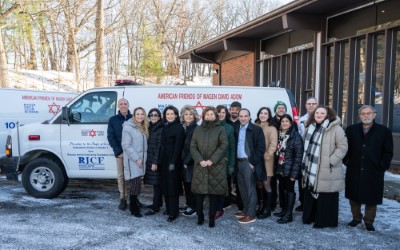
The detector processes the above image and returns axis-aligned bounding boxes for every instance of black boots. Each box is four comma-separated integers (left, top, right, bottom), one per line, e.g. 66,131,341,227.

277,192,295,224
129,195,142,218
197,214,204,225
209,216,215,228
273,191,287,218
118,199,127,211
258,192,272,219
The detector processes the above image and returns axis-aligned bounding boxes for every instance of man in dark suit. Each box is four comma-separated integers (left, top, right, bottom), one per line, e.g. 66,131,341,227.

344,105,393,232
234,108,266,224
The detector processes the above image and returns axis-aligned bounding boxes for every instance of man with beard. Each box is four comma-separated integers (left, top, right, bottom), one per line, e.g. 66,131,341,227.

344,105,393,232
228,101,241,129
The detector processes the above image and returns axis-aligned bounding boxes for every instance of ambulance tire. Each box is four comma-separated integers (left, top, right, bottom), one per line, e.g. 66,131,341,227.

22,158,65,199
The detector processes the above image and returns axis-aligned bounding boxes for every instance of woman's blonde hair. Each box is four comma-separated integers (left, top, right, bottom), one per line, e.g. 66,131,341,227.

133,107,149,138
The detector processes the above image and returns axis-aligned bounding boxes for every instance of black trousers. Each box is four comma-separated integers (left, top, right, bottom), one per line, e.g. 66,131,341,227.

297,175,304,205
302,188,339,227
152,184,163,210
196,194,219,218
165,195,179,217
183,182,195,209
271,175,278,209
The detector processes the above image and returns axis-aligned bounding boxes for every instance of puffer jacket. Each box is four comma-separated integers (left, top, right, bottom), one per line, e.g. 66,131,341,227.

143,120,163,185
278,126,304,179
190,120,228,196
311,118,348,193
121,119,148,180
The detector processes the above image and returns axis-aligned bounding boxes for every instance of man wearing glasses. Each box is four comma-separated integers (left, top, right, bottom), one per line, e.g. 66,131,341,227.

298,97,318,138
344,105,393,232
296,97,318,212
107,98,132,211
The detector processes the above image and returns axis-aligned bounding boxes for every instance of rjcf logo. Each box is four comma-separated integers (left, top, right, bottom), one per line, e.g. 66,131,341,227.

81,129,105,138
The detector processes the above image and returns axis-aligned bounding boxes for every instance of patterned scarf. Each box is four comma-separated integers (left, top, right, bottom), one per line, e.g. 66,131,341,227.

301,119,329,199
276,131,290,167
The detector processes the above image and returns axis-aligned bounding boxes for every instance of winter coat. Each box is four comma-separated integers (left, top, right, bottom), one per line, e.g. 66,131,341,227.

277,126,303,179
235,122,266,181
107,110,132,157
190,120,228,196
306,118,348,193
220,120,235,176
344,122,393,205
158,119,185,196
121,119,147,180
181,121,197,182
143,120,163,185
258,123,278,177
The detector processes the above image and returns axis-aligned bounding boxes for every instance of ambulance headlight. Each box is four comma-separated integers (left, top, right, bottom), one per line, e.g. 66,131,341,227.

6,135,12,157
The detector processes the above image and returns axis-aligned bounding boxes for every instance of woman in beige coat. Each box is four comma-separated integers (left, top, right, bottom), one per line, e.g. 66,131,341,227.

254,107,278,219
302,106,348,228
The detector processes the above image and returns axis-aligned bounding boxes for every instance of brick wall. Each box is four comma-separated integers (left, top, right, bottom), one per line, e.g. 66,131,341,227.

212,53,255,86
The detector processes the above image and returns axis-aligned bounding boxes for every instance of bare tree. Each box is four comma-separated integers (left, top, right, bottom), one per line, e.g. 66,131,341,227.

0,2,21,88
94,0,104,87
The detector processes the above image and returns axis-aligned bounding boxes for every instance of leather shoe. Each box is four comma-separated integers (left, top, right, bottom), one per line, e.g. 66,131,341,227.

144,209,158,216
167,216,177,222
295,204,303,212
238,216,257,224
348,219,361,228
234,211,246,219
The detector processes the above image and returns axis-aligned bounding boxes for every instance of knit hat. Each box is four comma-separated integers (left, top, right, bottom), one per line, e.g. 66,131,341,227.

274,101,287,112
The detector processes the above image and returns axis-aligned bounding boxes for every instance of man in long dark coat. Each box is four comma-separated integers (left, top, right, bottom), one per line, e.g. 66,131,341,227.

344,105,393,232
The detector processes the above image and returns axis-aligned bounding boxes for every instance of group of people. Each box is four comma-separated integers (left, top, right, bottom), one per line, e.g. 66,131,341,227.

107,97,393,232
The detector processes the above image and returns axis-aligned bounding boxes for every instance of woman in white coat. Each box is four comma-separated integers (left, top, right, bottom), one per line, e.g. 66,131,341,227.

302,106,347,228
122,107,148,218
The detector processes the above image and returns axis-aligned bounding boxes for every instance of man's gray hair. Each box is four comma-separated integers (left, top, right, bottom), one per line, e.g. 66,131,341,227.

358,105,376,114
118,98,129,106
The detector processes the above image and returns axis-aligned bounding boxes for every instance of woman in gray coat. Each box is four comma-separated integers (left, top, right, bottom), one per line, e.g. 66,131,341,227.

302,106,347,228
190,106,228,228
121,107,148,218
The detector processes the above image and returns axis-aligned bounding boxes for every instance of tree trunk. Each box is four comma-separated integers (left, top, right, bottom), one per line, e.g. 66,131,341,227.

94,0,105,87
0,31,9,88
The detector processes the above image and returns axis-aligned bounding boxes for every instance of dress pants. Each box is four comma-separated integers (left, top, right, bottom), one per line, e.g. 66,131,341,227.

349,200,377,224
116,157,127,199
237,160,257,217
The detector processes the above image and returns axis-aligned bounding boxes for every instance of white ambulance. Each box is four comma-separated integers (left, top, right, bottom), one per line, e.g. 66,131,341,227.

3,86,298,198
0,88,76,158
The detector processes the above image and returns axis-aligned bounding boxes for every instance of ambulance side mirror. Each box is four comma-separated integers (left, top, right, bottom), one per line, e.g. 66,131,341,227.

61,107,70,125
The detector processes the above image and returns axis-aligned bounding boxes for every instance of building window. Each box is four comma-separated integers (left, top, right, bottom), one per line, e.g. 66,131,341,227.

372,34,385,124
392,30,400,132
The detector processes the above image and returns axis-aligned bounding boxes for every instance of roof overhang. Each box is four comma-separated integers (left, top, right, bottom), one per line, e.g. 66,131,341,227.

179,0,371,63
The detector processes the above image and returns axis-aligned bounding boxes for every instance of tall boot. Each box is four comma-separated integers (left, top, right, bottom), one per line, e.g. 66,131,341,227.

259,192,272,219
273,191,287,218
277,192,295,224
130,195,143,218
256,187,264,216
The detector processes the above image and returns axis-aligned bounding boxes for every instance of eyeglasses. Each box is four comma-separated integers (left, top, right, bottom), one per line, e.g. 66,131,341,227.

360,112,375,116
306,103,317,105
149,114,159,117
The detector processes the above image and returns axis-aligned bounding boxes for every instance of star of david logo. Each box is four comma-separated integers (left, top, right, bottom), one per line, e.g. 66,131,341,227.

48,102,61,115
193,101,207,110
89,129,97,138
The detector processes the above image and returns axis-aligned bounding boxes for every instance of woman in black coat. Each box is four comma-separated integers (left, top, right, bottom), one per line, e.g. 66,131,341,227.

159,106,185,222
273,114,304,224
180,105,199,216
143,108,163,216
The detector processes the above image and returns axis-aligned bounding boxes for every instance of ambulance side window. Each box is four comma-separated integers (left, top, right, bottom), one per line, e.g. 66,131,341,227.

69,91,117,124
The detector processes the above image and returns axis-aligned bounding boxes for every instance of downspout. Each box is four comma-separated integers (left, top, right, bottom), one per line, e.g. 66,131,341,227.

191,51,221,86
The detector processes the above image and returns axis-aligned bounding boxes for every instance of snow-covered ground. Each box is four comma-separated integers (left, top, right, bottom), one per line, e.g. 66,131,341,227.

0,173,399,249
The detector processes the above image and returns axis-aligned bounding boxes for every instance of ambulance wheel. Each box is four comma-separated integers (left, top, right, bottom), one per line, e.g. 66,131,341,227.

22,158,65,199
